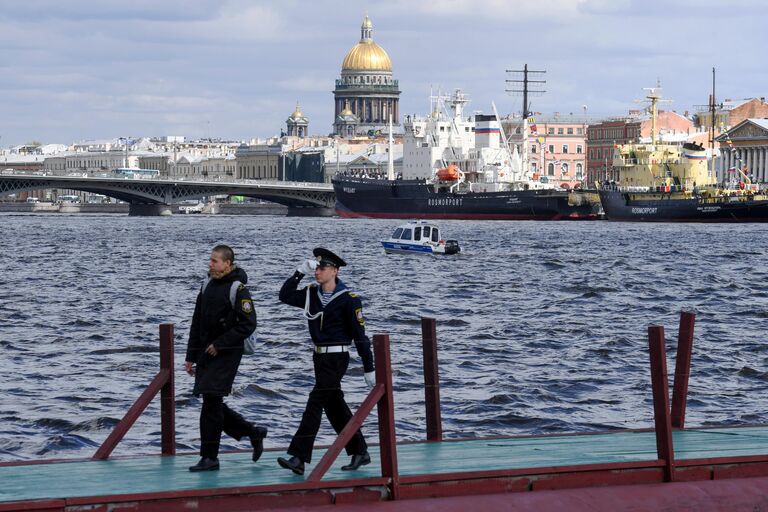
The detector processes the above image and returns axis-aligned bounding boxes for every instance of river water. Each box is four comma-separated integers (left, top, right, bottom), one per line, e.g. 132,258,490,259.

1,213,767,462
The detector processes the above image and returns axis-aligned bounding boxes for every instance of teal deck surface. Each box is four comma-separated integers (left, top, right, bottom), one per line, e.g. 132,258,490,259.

3,426,768,504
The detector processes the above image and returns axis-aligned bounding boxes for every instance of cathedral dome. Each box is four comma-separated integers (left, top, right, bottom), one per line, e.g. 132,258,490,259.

341,15,392,72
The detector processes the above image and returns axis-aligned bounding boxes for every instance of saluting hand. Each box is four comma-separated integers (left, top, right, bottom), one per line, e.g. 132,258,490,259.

205,344,219,356
184,361,195,376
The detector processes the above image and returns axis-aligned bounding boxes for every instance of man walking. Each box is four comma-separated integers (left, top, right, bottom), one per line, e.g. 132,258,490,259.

276,247,375,476
185,244,267,472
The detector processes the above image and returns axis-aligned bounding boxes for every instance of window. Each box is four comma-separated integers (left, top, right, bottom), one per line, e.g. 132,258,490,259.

531,145,537,153
400,228,412,240
557,128,564,135
577,128,583,135
531,162,537,171
548,144,555,154
422,226,431,239
562,145,569,154
567,127,573,134
432,229,439,242
414,226,422,240
548,163,555,176
561,163,569,175
548,128,555,135
576,145,583,154
576,163,583,178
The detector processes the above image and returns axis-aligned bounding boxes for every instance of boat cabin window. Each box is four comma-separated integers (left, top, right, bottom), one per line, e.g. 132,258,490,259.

414,226,421,240
400,228,412,240
392,227,403,239
422,226,431,239
431,229,440,242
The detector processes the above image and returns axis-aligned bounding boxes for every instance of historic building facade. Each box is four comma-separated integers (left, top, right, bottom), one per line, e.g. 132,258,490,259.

716,119,768,184
333,16,400,136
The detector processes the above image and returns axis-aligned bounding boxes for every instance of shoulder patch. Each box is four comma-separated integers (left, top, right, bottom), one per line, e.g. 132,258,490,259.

348,292,359,298
238,284,245,291
241,299,253,313
355,307,365,326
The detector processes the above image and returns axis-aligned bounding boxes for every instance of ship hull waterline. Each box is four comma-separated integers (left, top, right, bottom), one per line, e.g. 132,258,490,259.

333,178,599,221
598,189,768,222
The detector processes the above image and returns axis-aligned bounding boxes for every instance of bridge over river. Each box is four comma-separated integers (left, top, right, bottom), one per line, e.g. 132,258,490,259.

0,174,336,215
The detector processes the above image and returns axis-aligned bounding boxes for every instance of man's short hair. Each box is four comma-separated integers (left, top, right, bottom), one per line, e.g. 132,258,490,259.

212,244,235,264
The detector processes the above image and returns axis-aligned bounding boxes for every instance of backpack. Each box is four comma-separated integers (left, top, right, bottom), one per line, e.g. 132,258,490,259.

201,278,257,355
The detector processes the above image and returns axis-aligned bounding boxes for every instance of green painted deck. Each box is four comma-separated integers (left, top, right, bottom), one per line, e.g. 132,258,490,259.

3,426,768,504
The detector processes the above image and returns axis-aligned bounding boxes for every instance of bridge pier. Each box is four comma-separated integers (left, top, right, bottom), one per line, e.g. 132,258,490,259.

287,206,336,217
129,204,173,216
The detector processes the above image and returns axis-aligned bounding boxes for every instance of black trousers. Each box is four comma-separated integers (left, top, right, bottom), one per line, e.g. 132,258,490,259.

200,395,254,459
288,352,367,463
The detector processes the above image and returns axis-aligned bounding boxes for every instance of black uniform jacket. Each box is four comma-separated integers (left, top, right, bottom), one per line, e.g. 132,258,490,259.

279,272,374,373
186,266,257,396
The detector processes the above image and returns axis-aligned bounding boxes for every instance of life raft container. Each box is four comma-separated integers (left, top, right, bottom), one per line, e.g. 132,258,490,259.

436,164,460,181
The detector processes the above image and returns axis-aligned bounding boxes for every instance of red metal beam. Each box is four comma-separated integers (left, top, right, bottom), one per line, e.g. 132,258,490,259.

375,334,400,499
671,310,695,429
421,318,443,442
92,369,170,460
306,385,385,482
648,325,676,482
159,323,176,456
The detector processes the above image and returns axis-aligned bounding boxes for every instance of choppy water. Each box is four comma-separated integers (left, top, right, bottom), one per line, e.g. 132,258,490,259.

1,213,767,462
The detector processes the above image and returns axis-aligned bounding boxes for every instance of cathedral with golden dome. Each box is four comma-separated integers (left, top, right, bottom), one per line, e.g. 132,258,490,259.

333,15,400,137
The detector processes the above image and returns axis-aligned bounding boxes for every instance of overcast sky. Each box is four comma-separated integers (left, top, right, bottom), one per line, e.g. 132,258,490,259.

1,0,766,146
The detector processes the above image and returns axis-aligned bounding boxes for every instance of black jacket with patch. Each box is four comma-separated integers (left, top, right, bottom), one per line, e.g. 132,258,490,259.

186,266,257,396
279,272,374,372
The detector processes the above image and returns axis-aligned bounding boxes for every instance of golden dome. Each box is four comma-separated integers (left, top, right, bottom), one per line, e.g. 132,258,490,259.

290,102,304,119
341,15,392,72
342,42,392,71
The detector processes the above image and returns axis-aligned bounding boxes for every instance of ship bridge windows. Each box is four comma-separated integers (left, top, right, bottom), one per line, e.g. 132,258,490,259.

400,228,412,240
431,228,439,242
422,226,430,239
392,227,403,239
414,226,422,240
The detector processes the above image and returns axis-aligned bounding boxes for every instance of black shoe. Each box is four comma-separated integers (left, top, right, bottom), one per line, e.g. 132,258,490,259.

341,452,371,471
189,457,220,472
277,455,305,475
250,426,268,462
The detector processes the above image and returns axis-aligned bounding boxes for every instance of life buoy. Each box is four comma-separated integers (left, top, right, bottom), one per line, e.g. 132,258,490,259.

438,240,446,245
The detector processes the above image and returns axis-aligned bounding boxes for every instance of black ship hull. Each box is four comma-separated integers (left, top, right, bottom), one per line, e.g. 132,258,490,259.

333,177,599,220
598,188,768,222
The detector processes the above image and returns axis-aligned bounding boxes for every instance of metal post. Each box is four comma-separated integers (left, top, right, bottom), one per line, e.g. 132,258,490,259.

159,323,176,455
648,325,675,482
671,311,695,429
374,334,399,499
421,318,442,442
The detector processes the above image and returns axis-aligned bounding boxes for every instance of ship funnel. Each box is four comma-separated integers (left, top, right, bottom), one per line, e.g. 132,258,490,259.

474,114,500,149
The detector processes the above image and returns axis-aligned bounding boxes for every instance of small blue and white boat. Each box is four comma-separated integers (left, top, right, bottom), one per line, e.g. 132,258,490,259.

380,221,460,255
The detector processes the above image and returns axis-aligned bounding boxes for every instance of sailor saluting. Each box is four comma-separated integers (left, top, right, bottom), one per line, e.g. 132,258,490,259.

276,247,375,476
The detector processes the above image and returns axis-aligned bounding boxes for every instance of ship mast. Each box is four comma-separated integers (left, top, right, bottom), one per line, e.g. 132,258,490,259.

709,67,716,179
506,64,546,178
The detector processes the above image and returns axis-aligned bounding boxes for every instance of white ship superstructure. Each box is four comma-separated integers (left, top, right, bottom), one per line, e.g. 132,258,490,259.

402,89,549,192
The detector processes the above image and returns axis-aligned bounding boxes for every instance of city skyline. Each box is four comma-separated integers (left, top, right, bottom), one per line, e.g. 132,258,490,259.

1,0,766,147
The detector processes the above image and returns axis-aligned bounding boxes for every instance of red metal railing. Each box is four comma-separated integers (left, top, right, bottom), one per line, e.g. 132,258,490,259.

93,323,176,460
421,318,443,442
307,334,399,497
647,310,697,482
671,310,696,429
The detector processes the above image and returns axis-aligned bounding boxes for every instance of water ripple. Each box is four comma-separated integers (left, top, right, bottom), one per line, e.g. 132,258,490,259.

1,215,767,461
